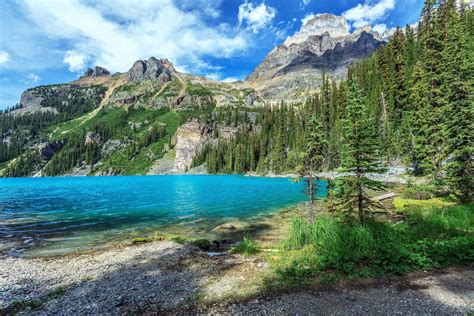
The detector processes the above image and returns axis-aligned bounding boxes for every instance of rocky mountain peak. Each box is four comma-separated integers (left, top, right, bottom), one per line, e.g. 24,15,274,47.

127,57,176,82
284,14,350,46
246,13,386,101
81,66,111,78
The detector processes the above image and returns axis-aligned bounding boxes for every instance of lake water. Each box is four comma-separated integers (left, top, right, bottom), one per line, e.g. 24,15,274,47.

0,175,326,256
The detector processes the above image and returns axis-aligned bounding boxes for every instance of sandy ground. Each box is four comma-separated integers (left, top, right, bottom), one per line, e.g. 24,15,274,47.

1,238,473,315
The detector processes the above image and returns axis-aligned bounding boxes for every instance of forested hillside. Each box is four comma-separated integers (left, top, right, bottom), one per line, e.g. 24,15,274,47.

194,0,472,201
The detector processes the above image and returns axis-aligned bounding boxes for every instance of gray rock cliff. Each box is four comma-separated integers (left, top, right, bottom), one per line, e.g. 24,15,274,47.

246,14,385,101
127,57,175,83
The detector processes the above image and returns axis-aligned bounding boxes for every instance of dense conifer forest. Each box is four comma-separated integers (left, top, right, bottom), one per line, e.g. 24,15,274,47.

194,0,472,202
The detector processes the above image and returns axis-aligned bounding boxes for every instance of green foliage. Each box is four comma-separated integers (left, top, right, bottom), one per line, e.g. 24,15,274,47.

186,83,213,96
190,239,212,251
230,236,259,256
272,204,474,285
440,0,474,202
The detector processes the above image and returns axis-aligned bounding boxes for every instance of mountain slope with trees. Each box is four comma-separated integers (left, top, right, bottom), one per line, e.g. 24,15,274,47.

0,1,472,202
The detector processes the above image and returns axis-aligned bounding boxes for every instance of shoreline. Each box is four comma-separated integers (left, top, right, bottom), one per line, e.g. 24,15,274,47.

1,168,411,184
2,238,472,314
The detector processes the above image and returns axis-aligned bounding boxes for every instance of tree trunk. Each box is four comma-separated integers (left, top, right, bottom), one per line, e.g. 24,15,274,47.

308,173,315,223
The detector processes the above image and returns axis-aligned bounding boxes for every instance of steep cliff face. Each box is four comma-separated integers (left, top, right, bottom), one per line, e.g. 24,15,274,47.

173,122,211,172
246,14,386,101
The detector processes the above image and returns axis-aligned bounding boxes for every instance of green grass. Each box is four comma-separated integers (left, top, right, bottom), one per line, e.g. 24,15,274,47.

131,237,153,244
230,236,259,256
47,285,68,299
186,82,213,96
393,197,455,211
3,285,69,314
5,299,44,314
268,204,474,288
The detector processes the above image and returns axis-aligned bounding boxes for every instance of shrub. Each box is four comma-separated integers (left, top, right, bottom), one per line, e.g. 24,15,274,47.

190,239,212,251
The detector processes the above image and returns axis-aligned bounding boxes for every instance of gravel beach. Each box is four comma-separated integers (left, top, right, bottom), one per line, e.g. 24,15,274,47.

1,239,472,315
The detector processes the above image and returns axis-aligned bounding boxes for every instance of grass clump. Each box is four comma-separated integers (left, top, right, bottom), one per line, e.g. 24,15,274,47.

5,299,43,314
270,204,473,287
131,237,153,244
47,286,68,299
230,236,259,256
393,197,454,211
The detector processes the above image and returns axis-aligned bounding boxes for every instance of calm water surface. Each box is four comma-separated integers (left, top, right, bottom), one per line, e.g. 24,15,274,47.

0,175,326,255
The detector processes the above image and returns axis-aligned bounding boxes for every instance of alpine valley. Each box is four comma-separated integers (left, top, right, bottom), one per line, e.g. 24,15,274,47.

0,8,471,195
0,14,386,177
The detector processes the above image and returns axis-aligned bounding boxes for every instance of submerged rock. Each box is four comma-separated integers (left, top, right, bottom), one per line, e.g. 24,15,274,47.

212,222,246,232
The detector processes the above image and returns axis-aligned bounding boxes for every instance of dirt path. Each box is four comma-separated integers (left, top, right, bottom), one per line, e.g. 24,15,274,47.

175,73,187,98
191,268,474,315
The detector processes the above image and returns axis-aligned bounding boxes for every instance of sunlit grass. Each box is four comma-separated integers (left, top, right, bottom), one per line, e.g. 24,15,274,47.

266,204,474,288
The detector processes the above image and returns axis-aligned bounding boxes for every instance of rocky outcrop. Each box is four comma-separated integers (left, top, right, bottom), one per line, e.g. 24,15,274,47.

173,122,211,172
275,32,383,77
38,141,64,161
81,66,111,78
127,57,175,83
13,84,105,115
85,132,102,146
15,90,52,114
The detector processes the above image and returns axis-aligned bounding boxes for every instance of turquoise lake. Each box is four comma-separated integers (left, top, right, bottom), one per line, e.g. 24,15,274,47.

0,175,326,255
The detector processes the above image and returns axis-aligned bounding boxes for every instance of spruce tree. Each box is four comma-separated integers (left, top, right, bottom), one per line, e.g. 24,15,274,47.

299,116,325,221
336,80,386,224
440,0,473,201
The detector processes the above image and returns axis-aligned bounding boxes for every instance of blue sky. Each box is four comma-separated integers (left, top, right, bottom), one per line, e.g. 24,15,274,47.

0,0,423,110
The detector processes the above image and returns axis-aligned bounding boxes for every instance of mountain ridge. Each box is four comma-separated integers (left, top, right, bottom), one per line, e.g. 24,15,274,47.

1,12,389,177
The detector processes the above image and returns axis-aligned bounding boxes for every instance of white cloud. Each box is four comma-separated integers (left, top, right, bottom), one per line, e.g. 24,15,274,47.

0,51,10,64
238,2,277,33
301,0,311,6
343,0,395,28
221,77,242,83
18,0,248,74
63,50,87,72
205,72,221,81
373,23,388,34
26,73,41,82
176,0,222,18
